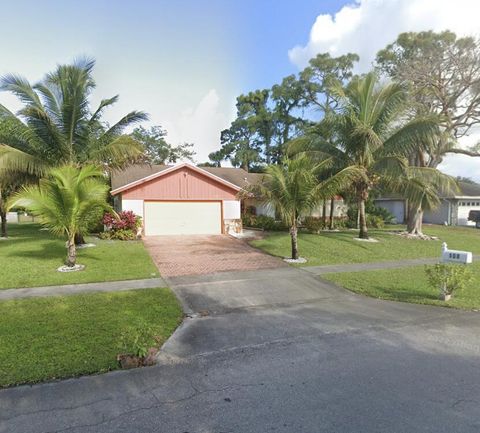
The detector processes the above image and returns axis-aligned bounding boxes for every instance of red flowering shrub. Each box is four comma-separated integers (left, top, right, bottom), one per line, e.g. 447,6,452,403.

101,211,142,240
103,211,140,231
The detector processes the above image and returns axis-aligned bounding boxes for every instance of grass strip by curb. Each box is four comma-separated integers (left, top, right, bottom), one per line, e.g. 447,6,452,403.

0,287,183,388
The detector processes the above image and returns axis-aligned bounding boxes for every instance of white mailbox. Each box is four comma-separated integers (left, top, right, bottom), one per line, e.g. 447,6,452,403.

441,242,472,264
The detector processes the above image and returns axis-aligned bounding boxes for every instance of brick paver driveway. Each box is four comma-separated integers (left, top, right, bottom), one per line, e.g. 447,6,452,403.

143,235,285,277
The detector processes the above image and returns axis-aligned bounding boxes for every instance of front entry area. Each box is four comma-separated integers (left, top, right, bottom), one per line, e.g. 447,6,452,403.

144,201,222,236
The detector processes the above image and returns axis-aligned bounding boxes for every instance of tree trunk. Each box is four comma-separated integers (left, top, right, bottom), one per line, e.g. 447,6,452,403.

407,204,424,236
0,189,6,238
322,200,327,227
0,210,7,238
358,197,369,239
329,197,335,230
290,224,299,260
66,235,77,267
74,233,86,245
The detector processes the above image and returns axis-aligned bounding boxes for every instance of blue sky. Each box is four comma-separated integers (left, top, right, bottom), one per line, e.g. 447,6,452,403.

0,0,479,179
0,0,346,160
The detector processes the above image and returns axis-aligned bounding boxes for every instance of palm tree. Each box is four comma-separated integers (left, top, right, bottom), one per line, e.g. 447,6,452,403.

9,165,111,268
388,167,458,235
0,58,147,242
0,58,147,174
245,155,361,260
299,72,441,239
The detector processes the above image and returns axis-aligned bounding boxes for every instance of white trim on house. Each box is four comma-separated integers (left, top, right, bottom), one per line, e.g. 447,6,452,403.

122,199,144,219
111,163,242,195
223,200,241,220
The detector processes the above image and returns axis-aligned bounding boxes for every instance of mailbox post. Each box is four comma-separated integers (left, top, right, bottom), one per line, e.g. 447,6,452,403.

441,242,473,264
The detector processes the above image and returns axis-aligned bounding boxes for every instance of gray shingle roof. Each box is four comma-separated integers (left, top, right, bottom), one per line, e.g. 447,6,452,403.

110,164,265,191
457,181,480,197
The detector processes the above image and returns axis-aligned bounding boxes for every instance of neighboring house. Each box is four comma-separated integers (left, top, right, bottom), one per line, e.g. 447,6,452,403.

111,163,265,236
374,181,480,226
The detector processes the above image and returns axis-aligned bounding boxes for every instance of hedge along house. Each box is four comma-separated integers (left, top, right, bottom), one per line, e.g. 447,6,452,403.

110,163,265,236
374,181,480,226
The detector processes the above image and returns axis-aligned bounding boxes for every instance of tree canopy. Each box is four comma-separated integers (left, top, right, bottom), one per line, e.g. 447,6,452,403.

130,125,195,165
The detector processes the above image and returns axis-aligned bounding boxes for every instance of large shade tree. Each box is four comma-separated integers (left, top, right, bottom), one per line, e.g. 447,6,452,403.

130,125,195,164
376,31,480,233
298,72,442,239
9,165,111,268
376,30,480,162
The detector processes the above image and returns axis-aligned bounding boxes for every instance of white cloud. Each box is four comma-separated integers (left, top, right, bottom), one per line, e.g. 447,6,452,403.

159,89,235,163
289,0,480,71
289,0,480,180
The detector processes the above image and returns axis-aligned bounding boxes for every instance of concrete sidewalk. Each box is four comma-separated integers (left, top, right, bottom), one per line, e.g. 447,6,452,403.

0,277,167,301
302,255,480,275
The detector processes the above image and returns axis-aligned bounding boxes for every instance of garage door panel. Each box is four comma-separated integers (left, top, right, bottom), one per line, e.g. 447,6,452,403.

144,202,222,235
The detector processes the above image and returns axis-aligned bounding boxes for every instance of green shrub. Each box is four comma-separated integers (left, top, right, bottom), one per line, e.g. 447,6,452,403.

366,214,385,229
333,218,347,229
83,207,105,233
242,214,286,231
303,216,348,232
369,205,395,224
346,201,394,228
98,228,137,241
425,263,473,297
303,216,325,233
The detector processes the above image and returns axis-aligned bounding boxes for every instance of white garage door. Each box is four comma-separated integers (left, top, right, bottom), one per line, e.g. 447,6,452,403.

457,201,480,226
144,201,222,235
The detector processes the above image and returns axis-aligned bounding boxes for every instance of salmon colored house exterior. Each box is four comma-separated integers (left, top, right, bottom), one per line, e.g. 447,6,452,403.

111,163,246,236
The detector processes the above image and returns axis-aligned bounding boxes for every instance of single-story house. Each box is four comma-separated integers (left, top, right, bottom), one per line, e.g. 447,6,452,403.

111,163,347,236
374,181,480,226
111,163,265,236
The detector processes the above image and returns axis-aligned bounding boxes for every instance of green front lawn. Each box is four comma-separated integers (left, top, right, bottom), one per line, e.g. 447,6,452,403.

323,262,480,311
0,288,183,387
251,225,480,266
0,224,159,289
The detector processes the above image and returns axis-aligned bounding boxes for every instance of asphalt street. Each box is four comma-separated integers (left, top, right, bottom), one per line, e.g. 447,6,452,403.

2,267,480,433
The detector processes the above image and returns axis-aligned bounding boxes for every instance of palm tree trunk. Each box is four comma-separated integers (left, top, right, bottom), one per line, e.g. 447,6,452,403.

0,188,6,238
322,200,327,227
358,198,369,239
66,235,77,267
407,204,424,236
290,224,299,260
329,197,335,230
0,210,7,238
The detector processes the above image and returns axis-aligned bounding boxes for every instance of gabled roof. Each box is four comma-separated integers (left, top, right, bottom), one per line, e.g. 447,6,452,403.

110,163,263,195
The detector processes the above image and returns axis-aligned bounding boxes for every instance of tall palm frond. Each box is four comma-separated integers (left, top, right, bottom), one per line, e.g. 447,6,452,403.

0,58,148,175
